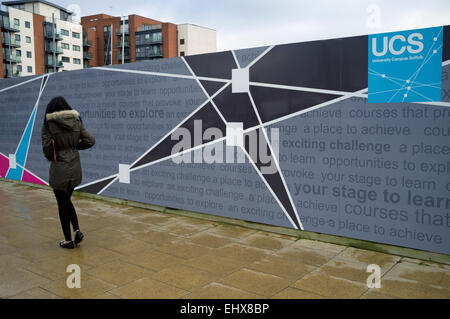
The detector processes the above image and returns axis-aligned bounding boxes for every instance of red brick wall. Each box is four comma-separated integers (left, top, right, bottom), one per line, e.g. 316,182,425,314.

81,14,178,66
84,28,97,67
162,22,178,58
128,15,163,63
81,15,120,66
33,14,45,75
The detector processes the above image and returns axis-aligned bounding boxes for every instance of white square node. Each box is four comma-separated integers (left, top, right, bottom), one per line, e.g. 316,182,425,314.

118,164,130,184
232,68,249,93
226,122,244,147
9,154,16,169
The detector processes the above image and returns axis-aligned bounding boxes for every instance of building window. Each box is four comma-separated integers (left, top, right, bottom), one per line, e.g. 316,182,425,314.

62,43,69,50
14,18,19,27
61,56,70,63
26,51,31,58
17,65,22,72
180,51,185,56
180,39,185,45
15,34,20,42
25,21,30,28
16,49,21,57
26,36,31,43
73,58,81,64
27,66,32,73
61,29,69,36
73,45,80,51
72,31,80,39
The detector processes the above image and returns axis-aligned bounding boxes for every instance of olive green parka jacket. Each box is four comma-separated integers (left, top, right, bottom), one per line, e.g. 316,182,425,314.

41,110,95,191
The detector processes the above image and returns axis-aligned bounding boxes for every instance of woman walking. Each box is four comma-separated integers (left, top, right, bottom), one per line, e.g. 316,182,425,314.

41,97,95,249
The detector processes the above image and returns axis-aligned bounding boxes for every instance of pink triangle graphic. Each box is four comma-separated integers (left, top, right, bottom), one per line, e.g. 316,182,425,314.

22,169,48,186
0,153,9,178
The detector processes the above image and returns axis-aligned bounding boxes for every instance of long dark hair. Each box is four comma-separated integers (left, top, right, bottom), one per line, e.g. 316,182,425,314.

44,96,72,128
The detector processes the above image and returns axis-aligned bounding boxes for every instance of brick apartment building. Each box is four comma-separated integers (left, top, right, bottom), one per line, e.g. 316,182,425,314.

0,0,83,78
1,0,216,78
81,14,178,67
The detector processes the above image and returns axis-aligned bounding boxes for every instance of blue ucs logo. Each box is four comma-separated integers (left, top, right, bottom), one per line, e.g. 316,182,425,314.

368,26,443,103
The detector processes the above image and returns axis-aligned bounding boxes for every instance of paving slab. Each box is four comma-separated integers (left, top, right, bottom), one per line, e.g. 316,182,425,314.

0,180,449,299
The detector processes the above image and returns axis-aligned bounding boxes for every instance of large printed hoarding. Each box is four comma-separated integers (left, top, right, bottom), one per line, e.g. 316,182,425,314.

1,26,449,254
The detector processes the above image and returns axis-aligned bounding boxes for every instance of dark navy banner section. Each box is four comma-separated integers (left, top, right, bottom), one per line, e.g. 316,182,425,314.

1,26,449,255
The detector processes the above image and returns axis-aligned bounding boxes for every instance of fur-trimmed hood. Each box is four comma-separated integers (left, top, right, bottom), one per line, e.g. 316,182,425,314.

46,110,80,130
46,110,79,121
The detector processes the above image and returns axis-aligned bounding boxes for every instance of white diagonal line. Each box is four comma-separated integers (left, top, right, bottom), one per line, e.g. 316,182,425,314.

246,45,275,69
259,88,369,129
0,74,47,94
250,81,367,97
94,66,229,83
20,75,50,180
240,145,299,230
247,91,304,230
97,176,119,195
370,82,441,95
417,101,450,107
181,57,228,125
5,75,51,179
231,50,241,69
130,135,227,172
0,151,48,185
74,173,118,190
129,81,231,169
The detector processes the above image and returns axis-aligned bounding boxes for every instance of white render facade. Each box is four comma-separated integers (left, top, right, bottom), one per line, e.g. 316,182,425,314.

6,7,35,76
177,24,216,57
2,0,83,77
56,18,82,72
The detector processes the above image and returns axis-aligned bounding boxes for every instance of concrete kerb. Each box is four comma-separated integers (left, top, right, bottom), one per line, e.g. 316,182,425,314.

2,178,450,265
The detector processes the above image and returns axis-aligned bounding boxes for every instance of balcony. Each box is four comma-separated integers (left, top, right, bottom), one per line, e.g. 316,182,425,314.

2,38,20,48
83,39,92,47
116,53,130,61
3,55,21,63
148,51,163,58
137,24,162,32
83,52,92,60
4,70,21,78
116,40,130,48
115,29,129,36
1,21,20,32
45,60,64,68
45,45,64,54
44,31,63,41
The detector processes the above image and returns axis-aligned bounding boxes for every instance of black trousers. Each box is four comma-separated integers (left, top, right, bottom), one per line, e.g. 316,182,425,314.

53,187,80,242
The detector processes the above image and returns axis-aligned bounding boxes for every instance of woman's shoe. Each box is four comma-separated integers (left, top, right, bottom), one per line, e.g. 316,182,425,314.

59,241,74,249
74,231,84,245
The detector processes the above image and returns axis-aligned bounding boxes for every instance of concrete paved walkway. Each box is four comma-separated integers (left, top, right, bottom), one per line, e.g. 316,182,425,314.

0,181,449,299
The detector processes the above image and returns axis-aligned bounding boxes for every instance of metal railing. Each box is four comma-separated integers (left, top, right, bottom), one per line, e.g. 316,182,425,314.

1,21,20,32
3,55,21,63
116,40,130,48
2,38,20,47
83,52,92,59
44,31,63,40
45,44,64,54
137,24,162,32
45,60,64,67
115,28,129,36
117,53,130,61
5,71,21,78
83,39,92,47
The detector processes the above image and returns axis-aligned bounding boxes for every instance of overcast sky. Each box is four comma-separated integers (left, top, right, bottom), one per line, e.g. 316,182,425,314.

54,0,450,51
